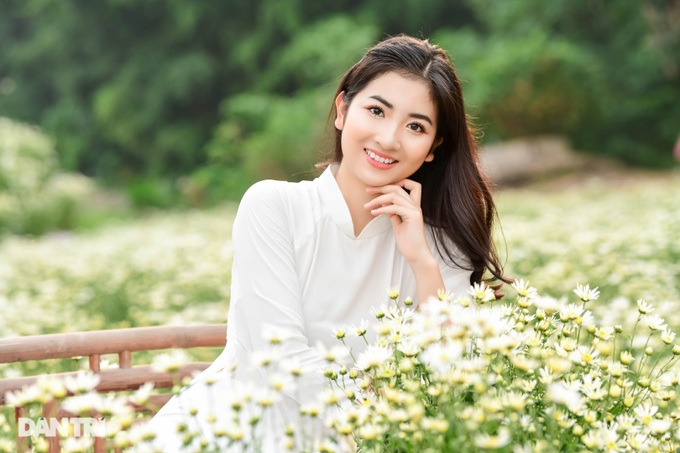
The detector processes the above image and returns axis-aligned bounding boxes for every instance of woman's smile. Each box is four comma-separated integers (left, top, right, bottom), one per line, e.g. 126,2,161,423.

364,148,398,168
334,71,439,191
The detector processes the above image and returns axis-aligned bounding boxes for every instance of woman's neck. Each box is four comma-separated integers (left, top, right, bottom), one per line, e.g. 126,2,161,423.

334,164,376,237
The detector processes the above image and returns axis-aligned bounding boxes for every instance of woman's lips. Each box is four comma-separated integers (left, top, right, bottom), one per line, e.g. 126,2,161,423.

364,149,397,169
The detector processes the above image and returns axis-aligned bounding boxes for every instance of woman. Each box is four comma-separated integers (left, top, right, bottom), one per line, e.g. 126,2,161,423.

145,35,506,452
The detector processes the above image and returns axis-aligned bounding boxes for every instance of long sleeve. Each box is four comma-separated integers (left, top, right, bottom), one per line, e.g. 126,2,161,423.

228,180,331,407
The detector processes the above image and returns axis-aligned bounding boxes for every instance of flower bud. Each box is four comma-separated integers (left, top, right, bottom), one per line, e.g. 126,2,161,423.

620,351,633,365
399,359,414,373
596,342,612,355
427,387,442,397
572,424,583,436
584,411,597,425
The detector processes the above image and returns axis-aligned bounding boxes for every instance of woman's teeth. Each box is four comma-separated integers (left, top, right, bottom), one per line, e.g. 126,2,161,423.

366,150,396,164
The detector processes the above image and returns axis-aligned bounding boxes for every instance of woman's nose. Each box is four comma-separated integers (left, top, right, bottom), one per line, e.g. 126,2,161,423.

375,123,401,150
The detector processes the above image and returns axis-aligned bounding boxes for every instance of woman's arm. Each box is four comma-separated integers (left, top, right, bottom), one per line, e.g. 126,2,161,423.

229,181,332,406
407,255,446,303
364,179,463,303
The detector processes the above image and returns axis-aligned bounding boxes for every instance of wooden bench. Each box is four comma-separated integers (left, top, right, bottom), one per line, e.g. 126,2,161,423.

0,324,227,452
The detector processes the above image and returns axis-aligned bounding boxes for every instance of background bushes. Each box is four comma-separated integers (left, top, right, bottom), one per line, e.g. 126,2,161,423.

0,117,95,235
0,0,678,203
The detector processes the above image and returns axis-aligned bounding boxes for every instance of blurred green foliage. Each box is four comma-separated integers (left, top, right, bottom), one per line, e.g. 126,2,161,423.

0,0,678,202
457,0,680,166
0,117,96,235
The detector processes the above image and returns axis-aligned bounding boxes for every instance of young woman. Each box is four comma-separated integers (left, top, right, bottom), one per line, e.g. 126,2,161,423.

146,34,506,451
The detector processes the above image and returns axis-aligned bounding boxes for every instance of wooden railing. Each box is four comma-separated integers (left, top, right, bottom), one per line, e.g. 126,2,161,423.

0,324,227,452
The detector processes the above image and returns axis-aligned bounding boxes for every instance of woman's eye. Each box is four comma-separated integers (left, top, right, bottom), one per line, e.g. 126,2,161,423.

368,106,383,116
407,123,425,133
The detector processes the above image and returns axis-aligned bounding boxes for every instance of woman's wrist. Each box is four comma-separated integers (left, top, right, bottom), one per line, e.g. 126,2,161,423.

407,252,439,275
409,254,445,303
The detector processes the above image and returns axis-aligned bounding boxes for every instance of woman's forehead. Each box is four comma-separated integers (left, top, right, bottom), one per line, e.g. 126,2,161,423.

355,72,436,115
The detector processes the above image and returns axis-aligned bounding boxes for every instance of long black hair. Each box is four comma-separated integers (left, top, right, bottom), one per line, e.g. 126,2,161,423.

319,35,508,286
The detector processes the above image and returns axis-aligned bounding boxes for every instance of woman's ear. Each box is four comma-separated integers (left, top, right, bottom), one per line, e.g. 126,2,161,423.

425,137,444,162
334,92,346,130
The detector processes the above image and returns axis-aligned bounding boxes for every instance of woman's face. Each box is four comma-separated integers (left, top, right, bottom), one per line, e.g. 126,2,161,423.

335,71,441,190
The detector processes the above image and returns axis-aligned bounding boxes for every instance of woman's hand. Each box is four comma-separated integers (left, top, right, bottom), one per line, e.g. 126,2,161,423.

364,179,433,267
364,179,445,303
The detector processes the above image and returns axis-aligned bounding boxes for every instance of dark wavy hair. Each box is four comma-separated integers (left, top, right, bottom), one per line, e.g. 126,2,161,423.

320,35,508,286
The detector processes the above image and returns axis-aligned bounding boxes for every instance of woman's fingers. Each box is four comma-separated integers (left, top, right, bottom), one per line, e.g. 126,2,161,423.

400,179,422,205
367,203,418,222
365,185,411,204
364,192,417,211
366,180,431,266
366,179,422,205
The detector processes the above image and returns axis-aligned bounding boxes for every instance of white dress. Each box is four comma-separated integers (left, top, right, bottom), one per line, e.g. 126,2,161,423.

145,164,471,452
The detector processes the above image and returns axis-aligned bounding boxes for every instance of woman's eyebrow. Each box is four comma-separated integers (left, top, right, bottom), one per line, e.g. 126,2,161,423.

369,94,394,109
369,94,433,125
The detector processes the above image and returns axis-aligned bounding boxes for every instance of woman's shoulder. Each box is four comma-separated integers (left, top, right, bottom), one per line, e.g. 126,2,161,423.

237,178,320,223
234,178,320,241
241,178,315,205
241,179,288,203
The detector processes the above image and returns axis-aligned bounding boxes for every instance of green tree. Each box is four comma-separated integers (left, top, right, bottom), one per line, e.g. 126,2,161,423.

200,16,379,200
459,0,680,165
1,0,677,202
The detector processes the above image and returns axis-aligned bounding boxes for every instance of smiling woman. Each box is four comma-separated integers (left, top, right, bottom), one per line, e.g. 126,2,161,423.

334,72,440,239
144,35,510,452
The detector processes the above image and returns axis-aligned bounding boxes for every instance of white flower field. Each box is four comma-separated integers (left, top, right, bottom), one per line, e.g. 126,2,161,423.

2,169,677,342
0,166,679,452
